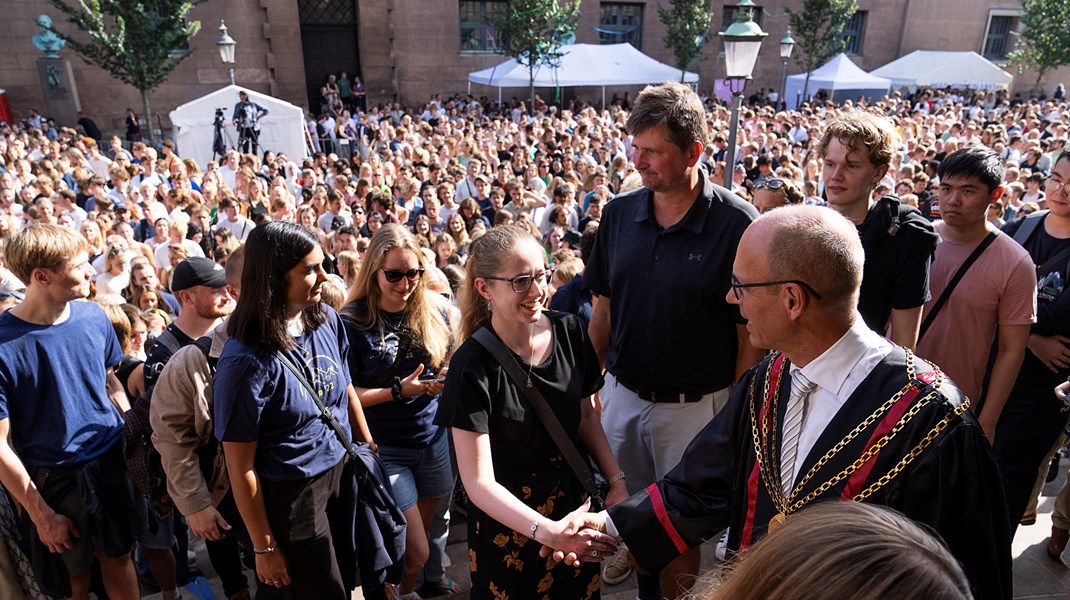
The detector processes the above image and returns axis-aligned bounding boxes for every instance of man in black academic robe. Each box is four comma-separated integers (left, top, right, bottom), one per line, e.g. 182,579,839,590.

555,206,1012,600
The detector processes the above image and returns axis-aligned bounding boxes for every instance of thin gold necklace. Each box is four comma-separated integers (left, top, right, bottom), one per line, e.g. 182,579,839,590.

525,322,537,388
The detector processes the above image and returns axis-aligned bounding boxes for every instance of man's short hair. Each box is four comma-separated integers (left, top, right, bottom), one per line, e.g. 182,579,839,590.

626,81,708,151
763,206,864,309
937,146,1005,194
224,245,246,288
5,223,89,283
816,111,900,168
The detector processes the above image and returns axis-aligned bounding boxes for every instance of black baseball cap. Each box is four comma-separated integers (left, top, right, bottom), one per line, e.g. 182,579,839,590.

171,257,227,291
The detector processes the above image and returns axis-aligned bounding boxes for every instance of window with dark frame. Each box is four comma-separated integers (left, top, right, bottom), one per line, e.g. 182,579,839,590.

460,0,508,53
983,15,1017,60
839,11,867,55
721,4,764,32
599,3,644,50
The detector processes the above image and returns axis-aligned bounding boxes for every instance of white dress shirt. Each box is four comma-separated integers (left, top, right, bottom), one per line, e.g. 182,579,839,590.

783,317,891,486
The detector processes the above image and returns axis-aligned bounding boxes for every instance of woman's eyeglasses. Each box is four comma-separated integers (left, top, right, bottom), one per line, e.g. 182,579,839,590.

380,268,425,283
483,269,555,293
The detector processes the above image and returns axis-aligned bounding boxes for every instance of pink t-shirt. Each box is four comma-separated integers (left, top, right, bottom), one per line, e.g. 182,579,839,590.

917,227,1037,404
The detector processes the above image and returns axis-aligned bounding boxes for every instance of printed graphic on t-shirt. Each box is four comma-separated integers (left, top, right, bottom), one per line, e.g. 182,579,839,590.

303,354,343,400
1039,270,1065,302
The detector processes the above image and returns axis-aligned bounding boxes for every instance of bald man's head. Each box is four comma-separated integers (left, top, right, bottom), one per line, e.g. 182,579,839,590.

745,206,864,310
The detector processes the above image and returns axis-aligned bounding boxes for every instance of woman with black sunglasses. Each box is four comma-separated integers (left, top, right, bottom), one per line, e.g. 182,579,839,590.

340,224,458,599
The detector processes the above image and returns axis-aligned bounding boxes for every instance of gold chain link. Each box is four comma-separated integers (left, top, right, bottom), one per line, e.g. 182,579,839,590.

749,351,964,516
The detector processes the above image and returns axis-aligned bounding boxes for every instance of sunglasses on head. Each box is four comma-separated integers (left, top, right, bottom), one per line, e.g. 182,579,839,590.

754,178,786,190
380,268,425,283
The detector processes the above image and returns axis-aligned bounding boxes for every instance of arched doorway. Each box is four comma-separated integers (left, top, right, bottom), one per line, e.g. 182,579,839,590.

299,0,360,115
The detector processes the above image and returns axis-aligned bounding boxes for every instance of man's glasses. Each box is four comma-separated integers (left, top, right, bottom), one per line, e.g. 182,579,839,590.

754,178,786,191
1044,178,1070,197
380,268,425,283
730,276,823,301
483,269,555,293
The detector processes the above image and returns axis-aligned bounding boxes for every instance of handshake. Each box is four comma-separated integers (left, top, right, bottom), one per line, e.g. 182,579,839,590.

536,499,622,567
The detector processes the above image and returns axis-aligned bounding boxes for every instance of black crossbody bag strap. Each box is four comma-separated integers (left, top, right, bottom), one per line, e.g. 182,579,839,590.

471,327,604,509
918,230,999,342
275,351,357,460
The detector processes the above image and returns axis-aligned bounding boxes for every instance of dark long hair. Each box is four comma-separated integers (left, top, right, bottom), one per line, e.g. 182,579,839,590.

227,221,325,351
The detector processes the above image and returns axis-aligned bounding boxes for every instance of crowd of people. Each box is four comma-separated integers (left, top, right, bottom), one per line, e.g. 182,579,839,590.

1,75,1070,600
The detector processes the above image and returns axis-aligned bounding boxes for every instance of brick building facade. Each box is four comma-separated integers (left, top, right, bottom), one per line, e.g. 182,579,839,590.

0,0,1063,134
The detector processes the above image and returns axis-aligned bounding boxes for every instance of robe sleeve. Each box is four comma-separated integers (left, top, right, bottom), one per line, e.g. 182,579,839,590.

891,413,1012,600
607,370,753,572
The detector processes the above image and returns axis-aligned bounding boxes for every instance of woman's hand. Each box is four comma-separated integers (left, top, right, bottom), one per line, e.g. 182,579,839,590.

400,363,445,397
255,547,291,589
537,500,619,567
1056,381,1070,408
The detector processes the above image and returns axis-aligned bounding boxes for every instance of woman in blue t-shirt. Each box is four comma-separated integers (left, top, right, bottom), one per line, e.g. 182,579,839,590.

341,224,455,599
214,221,374,599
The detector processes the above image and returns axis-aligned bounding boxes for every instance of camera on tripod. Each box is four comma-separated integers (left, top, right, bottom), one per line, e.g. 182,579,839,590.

213,108,226,124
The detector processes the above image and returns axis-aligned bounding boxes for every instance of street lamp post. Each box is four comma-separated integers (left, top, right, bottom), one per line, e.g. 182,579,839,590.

778,28,795,112
719,0,767,188
216,21,236,86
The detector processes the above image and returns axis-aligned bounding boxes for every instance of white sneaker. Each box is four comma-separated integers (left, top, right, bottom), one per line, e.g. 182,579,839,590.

715,531,729,562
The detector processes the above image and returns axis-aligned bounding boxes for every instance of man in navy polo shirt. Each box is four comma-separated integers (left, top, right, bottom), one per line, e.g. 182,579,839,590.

584,81,764,599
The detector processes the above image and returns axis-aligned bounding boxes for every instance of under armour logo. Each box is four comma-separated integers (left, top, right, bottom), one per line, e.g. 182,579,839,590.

688,253,703,262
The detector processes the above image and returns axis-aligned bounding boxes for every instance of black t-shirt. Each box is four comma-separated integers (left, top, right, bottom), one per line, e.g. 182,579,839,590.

1002,214,1070,391
435,312,603,463
855,197,939,336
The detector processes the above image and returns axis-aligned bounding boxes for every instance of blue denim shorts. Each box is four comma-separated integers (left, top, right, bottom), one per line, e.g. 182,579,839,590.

377,428,455,511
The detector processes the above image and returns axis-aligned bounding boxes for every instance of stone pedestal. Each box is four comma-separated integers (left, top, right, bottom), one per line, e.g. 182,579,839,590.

36,58,81,127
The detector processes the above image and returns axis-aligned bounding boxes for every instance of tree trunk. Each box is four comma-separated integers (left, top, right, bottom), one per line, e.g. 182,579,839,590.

1036,68,1048,97
802,71,812,105
141,89,155,143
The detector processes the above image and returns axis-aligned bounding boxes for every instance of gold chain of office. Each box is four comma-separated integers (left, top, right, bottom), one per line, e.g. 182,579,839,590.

747,350,969,527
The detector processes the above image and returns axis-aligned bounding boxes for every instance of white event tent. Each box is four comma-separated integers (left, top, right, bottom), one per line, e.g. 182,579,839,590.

468,43,698,105
870,51,1013,92
784,53,891,109
169,85,308,169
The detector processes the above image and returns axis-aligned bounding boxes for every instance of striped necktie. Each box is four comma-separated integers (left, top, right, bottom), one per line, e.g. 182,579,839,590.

781,371,817,494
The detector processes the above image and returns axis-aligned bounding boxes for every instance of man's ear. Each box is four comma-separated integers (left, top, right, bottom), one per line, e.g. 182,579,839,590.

687,142,704,168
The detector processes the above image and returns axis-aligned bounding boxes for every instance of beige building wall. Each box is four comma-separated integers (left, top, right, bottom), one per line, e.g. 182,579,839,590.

3,0,1067,134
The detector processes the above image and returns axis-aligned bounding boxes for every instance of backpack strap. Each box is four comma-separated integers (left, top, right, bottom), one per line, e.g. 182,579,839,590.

192,334,218,377
1012,210,1049,246
154,328,182,356
878,195,902,236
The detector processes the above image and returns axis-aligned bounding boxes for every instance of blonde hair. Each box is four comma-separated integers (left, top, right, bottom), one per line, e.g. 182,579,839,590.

344,224,451,367
702,501,971,600
6,223,90,283
459,224,542,341
817,111,901,167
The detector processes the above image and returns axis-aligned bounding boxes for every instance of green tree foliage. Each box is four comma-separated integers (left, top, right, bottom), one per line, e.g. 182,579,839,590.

786,0,856,101
659,0,713,82
491,0,581,110
1009,0,1070,93
46,0,203,141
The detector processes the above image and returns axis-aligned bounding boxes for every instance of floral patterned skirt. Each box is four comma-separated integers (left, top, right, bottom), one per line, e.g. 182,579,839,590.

467,455,600,600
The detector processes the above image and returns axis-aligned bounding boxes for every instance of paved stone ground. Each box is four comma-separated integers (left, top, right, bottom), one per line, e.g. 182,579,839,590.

147,468,1070,600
